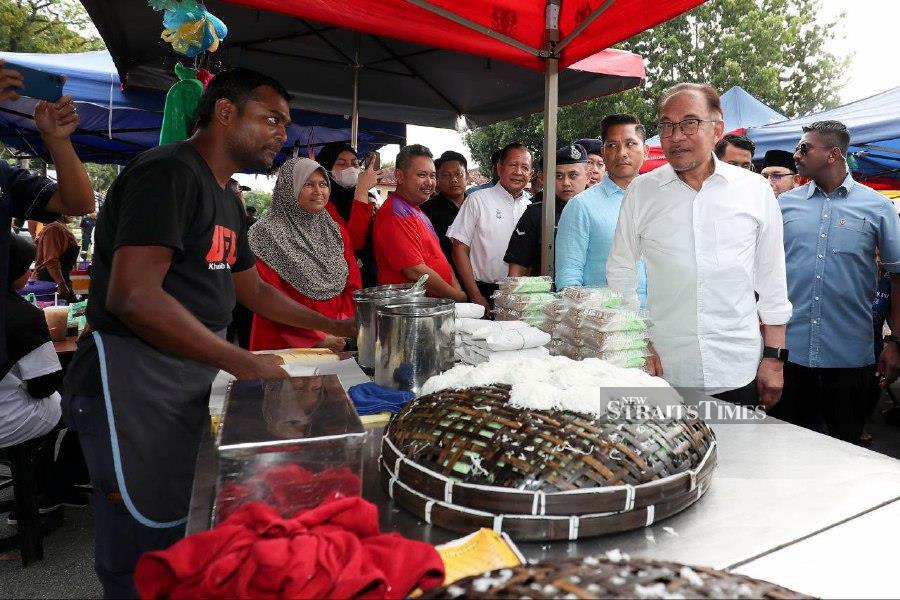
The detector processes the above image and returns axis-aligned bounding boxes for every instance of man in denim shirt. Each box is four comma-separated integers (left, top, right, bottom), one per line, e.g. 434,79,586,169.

776,120,900,443
0,60,96,363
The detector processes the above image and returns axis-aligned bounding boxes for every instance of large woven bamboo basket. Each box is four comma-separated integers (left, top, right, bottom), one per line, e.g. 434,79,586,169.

381,384,716,541
421,555,811,599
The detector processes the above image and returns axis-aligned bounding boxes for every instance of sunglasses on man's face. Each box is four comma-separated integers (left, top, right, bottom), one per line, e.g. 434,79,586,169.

794,142,835,155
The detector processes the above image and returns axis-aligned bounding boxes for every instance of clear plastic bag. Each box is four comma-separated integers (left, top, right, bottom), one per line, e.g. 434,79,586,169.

498,276,553,294
560,286,623,307
598,348,651,369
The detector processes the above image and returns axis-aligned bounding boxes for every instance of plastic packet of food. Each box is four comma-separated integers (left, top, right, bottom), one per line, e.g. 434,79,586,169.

560,286,623,307
582,310,649,333
498,276,553,294
598,347,651,369
493,291,557,311
582,330,649,353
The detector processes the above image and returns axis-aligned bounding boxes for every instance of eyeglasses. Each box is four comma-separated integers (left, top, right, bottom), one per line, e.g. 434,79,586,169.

658,118,719,138
795,142,835,155
761,172,794,181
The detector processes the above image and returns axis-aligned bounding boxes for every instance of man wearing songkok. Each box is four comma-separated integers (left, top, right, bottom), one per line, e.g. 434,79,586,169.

760,149,801,196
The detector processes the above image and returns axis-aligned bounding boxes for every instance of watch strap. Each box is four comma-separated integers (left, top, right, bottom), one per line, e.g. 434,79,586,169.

762,346,789,362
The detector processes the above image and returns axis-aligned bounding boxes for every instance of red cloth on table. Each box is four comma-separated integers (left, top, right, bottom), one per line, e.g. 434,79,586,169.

327,197,373,251
249,221,361,350
373,193,453,287
134,497,445,600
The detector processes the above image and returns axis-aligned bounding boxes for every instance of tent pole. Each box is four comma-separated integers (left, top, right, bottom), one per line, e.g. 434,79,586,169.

351,33,361,150
541,57,559,277
541,0,561,278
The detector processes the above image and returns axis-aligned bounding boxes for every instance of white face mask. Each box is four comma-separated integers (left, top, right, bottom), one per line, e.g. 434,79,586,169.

334,166,360,189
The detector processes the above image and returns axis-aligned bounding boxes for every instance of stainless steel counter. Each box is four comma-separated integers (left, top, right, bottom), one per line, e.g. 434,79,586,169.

188,401,900,597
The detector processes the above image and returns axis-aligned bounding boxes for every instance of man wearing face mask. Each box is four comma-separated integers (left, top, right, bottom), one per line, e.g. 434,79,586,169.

316,142,383,287
373,145,466,300
449,142,532,314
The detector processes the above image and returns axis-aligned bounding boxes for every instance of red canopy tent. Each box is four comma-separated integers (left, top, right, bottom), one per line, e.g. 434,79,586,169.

225,0,707,273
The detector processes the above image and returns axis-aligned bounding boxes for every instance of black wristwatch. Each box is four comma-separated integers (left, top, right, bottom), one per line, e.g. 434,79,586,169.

884,335,900,345
762,346,789,362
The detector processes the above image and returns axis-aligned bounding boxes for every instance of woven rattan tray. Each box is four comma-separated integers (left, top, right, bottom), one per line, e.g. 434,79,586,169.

381,384,716,541
421,555,811,598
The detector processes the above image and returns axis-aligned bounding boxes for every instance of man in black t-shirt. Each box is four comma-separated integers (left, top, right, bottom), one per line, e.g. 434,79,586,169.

422,150,468,265
62,69,355,598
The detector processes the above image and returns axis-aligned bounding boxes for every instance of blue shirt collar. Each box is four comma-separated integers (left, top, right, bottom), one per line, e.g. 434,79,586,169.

805,171,855,200
599,175,625,195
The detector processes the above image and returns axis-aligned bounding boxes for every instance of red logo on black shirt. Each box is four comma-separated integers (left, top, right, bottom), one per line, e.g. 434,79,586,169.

206,225,237,270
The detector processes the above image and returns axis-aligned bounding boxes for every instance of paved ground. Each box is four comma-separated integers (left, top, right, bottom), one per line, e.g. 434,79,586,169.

1,393,899,599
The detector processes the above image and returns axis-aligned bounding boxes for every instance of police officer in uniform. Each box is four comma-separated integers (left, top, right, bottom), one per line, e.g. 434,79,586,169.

505,144,589,276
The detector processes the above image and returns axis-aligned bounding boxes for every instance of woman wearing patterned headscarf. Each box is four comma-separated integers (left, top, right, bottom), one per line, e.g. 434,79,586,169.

249,158,362,352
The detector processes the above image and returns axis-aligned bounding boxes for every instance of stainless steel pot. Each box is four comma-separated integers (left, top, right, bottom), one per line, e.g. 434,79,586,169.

375,298,455,394
353,283,425,370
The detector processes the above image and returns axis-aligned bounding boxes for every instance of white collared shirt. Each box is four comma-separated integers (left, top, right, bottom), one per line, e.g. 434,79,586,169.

447,182,531,283
606,156,792,392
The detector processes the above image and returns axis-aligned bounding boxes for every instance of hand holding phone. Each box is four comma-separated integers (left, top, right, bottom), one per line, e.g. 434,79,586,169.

0,60,25,102
35,96,80,141
1,59,64,102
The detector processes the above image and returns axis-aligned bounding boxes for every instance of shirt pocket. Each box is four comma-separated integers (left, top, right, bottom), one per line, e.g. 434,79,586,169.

714,215,758,267
830,214,868,254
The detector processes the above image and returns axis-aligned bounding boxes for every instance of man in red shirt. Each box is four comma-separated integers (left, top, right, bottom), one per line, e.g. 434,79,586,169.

374,145,467,301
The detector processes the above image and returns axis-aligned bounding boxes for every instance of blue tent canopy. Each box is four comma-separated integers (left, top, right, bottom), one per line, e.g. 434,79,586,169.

0,50,405,165
645,85,786,146
747,85,900,180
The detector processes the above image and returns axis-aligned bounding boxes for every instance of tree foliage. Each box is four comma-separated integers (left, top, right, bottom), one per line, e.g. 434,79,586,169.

465,0,848,175
0,0,103,53
243,189,273,216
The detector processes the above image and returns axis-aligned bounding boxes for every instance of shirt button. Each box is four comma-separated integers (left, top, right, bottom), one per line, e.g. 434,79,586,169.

815,296,820,301
816,275,821,279
821,233,826,238
818,254,823,259
823,214,828,218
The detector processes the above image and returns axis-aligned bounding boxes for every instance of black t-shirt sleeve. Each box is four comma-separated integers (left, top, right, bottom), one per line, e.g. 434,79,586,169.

232,216,256,273
504,206,540,267
113,158,198,252
3,161,59,223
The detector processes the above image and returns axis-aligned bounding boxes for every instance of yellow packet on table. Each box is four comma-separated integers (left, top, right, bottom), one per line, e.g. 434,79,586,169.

411,528,523,596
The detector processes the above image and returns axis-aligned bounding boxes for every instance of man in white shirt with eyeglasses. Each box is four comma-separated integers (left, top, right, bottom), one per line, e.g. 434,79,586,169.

607,83,792,407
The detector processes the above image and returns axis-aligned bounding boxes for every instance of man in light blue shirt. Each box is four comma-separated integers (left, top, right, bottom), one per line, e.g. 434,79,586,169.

776,120,900,443
556,113,648,305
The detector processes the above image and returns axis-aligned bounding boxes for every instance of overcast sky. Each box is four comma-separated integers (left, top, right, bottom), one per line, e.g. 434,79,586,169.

238,2,897,190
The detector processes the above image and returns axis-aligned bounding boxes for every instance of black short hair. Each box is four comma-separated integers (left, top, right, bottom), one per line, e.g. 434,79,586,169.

245,206,257,214
715,134,756,159
802,120,850,154
396,143,433,170
435,150,468,171
498,142,532,165
600,113,646,142
194,68,291,129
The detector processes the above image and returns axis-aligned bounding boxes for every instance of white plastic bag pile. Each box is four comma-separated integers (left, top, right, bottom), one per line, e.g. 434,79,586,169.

492,276,557,326
454,318,551,365
542,287,651,369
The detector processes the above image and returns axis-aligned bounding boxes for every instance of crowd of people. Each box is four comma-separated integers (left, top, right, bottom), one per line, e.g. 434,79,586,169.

2,60,900,597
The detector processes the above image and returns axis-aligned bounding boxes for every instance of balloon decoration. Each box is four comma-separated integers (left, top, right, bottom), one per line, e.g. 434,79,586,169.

149,0,228,58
